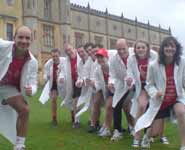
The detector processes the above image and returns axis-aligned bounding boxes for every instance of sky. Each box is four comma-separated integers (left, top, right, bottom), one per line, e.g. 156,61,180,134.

71,0,185,49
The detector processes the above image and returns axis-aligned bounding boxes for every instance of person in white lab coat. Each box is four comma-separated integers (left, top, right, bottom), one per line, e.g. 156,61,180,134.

108,39,134,141
0,26,38,150
134,36,185,150
72,45,91,128
58,44,81,127
125,40,162,147
84,44,103,132
39,48,65,126
86,48,113,136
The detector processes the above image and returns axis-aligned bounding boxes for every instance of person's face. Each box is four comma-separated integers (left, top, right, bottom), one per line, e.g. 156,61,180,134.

135,42,148,59
97,55,107,67
86,46,92,56
90,47,99,59
51,51,60,62
77,47,87,60
163,40,177,58
14,27,32,51
116,42,128,59
65,46,74,57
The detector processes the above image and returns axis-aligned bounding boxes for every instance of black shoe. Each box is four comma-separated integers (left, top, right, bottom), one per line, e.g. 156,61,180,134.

95,121,101,131
51,120,58,127
122,128,127,132
87,120,91,127
88,125,97,133
72,122,80,129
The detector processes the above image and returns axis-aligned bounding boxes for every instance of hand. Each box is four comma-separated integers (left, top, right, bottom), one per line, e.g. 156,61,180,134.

24,85,32,96
75,80,83,88
125,77,133,87
85,79,92,86
86,79,95,88
108,83,115,93
47,75,50,80
59,78,64,84
156,90,163,100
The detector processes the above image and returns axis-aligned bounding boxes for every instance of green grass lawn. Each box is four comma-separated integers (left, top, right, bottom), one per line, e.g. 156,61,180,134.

0,89,180,150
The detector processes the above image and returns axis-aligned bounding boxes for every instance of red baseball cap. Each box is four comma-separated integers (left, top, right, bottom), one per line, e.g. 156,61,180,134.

95,48,108,58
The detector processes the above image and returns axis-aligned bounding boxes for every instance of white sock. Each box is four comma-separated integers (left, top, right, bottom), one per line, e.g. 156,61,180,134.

16,136,26,145
128,124,133,130
75,117,80,123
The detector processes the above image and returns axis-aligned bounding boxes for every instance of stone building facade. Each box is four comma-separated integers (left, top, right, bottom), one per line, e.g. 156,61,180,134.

0,0,171,83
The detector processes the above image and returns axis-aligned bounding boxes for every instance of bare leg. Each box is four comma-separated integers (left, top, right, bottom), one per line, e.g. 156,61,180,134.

91,91,102,127
173,103,185,146
72,97,79,123
50,90,58,123
134,90,148,140
146,118,164,139
123,99,135,127
7,95,29,137
104,96,113,129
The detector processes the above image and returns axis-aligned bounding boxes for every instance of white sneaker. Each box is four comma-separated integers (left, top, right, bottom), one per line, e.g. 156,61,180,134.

111,129,123,141
128,125,134,136
99,128,111,137
14,144,25,150
132,139,140,148
149,137,154,143
180,146,185,150
141,134,150,148
98,126,105,134
160,136,169,145
129,128,135,136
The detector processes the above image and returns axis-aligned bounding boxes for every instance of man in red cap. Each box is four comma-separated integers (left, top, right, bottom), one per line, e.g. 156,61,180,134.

87,48,113,135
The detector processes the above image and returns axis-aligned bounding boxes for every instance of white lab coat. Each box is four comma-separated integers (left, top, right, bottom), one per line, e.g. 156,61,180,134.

134,58,185,133
109,50,132,108
59,53,81,110
76,57,93,106
76,50,117,117
127,50,158,118
39,57,66,104
0,39,38,144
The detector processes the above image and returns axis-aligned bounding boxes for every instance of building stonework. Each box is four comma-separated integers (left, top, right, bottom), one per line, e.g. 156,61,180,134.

0,0,171,83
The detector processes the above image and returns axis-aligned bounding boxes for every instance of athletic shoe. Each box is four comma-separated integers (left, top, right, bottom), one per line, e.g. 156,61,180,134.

180,146,185,150
98,128,111,137
88,125,97,133
111,129,123,141
141,134,150,148
98,126,105,134
149,137,154,143
72,121,80,129
160,136,169,145
132,139,140,148
14,144,25,150
128,126,135,136
51,120,58,127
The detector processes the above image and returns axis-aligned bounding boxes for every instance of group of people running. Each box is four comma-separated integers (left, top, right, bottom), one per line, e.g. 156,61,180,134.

0,25,185,150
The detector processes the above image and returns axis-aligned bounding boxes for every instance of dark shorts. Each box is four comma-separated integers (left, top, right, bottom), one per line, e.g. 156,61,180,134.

107,90,114,97
141,82,146,90
0,85,21,105
155,101,180,119
72,81,81,98
51,81,58,92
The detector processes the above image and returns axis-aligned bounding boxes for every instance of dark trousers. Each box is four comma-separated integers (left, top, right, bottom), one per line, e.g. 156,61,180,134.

113,91,129,132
